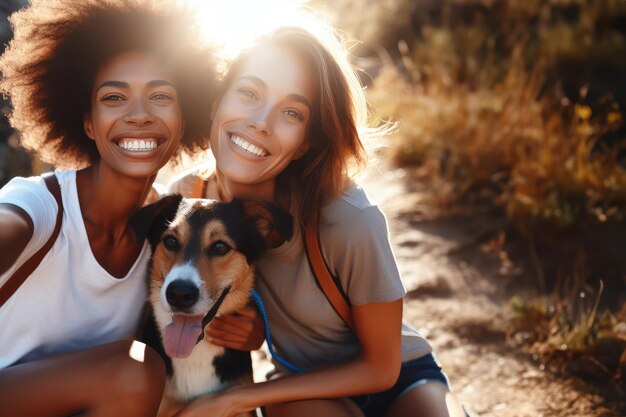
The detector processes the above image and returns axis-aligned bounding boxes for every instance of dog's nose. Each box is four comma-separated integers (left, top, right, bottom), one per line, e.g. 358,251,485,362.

166,280,200,309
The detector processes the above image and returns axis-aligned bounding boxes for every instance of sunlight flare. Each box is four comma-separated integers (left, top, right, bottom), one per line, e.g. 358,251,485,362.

128,340,146,363
191,0,311,59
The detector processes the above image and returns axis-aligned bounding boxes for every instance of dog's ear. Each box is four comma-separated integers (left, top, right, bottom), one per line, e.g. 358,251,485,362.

130,194,183,246
239,199,294,242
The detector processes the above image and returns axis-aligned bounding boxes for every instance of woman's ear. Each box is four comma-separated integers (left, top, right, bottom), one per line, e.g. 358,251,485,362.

83,114,95,141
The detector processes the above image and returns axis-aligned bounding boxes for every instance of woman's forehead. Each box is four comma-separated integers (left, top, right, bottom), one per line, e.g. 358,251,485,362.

94,52,176,87
234,45,316,101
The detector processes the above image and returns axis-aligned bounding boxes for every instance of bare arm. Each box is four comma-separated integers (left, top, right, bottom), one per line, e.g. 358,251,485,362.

178,299,403,417
0,204,34,276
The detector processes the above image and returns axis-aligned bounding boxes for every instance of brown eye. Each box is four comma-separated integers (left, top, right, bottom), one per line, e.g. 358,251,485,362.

162,235,179,252
210,241,231,256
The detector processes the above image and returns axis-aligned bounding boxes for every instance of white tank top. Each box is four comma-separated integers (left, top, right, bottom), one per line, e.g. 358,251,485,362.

0,170,149,368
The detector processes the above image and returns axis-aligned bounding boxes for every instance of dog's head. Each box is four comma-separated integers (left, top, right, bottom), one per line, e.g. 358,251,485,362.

131,195,293,358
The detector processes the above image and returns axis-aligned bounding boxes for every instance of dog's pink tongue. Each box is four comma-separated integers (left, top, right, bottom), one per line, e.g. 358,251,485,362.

164,315,203,358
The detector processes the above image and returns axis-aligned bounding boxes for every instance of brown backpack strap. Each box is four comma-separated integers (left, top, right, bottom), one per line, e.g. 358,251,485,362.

303,210,355,331
0,173,64,308
192,175,208,198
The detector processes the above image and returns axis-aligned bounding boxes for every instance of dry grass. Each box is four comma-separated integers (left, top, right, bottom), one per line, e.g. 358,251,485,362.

508,282,626,399
359,0,626,233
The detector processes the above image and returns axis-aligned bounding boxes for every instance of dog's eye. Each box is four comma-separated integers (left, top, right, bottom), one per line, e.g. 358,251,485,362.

162,235,179,252
210,241,231,256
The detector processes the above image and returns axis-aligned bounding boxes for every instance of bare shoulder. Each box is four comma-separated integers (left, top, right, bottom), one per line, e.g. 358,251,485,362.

0,203,34,274
167,173,198,197
167,162,214,197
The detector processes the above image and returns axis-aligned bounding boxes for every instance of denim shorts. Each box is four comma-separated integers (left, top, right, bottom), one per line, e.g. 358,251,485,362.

349,353,451,417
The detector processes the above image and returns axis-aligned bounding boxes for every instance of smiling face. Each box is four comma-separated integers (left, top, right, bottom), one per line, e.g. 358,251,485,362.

83,51,184,178
210,44,316,194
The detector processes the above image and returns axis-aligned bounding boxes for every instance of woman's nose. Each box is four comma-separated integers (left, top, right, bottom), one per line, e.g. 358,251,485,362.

247,105,273,135
124,99,155,125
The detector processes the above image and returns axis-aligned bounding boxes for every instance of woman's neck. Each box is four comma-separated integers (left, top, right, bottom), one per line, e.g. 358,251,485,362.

76,163,155,233
75,162,157,277
214,168,277,204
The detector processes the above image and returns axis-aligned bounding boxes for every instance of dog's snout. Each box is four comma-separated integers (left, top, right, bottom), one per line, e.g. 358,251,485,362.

166,280,199,309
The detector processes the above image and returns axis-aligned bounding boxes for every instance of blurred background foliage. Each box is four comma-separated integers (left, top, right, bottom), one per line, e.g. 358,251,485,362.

312,0,626,233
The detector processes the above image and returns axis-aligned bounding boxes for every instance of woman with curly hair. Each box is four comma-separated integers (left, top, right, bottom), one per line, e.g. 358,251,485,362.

0,1,218,415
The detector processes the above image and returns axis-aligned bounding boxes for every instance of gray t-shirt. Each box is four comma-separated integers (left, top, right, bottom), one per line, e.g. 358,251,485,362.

169,168,432,374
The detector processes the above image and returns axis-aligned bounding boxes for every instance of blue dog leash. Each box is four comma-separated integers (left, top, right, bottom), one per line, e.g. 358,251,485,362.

249,289,303,373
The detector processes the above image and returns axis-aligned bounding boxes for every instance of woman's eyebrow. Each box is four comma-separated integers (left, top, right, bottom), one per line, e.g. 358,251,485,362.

239,75,312,110
239,75,265,87
146,80,175,88
287,94,312,111
96,79,174,92
96,80,129,91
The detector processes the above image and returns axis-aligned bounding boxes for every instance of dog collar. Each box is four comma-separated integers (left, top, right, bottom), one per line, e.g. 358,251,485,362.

195,285,231,344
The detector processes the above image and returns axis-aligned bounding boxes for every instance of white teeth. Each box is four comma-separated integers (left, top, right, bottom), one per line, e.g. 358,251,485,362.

230,135,268,157
117,138,158,152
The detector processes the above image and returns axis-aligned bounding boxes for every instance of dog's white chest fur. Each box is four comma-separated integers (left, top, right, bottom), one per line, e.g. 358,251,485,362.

168,342,227,401
153,297,229,401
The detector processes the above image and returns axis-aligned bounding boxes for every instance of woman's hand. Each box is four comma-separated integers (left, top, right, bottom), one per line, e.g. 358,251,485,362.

205,306,265,351
173,388,248,417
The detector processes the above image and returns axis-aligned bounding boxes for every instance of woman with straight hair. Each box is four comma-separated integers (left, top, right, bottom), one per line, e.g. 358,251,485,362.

170,20,468,417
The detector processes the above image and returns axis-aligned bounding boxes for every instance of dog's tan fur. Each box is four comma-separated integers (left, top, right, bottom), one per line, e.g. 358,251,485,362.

133,197,291,417
149,215,255,320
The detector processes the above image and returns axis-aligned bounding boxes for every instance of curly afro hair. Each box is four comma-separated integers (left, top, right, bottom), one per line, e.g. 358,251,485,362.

0,0,219,169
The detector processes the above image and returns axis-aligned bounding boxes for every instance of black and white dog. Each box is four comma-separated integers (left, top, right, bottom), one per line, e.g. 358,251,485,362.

131,195,292,417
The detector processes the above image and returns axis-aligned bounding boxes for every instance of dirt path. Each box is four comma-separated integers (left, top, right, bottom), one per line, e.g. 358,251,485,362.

360,166,622,417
